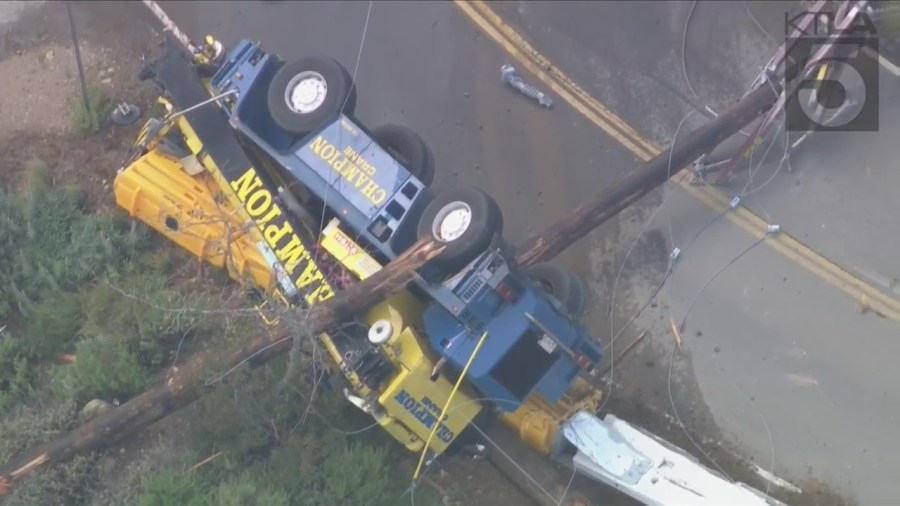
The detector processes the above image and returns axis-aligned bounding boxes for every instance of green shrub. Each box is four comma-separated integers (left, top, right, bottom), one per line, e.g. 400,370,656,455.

0,399,98,505
0,336,34,411
81,271,219,370
0,187,147,319
189,364,288,459
310,440,406,506
0,399,77,463
51,334,147,404
138,470,210,506
70,85,113,135
213,473,289,506
19,291,86,361
4,455,100,506
22,158,50,198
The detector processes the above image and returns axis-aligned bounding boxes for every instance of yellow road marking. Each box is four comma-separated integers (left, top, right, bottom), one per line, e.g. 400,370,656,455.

455,0,900,320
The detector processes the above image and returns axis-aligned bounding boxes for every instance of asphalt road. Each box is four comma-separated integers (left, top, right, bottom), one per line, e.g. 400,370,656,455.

491,1,900,503
147,1,900,504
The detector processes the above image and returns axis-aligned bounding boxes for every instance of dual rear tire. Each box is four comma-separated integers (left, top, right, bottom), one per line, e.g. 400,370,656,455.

524,262,586,318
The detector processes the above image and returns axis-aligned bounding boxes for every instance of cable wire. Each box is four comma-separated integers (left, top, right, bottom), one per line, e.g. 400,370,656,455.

413,331,489,481
598,104,704,415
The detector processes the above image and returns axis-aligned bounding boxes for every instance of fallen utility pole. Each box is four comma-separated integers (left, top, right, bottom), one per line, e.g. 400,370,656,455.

0,239,443,496
0,25,793,498
514,80,781,268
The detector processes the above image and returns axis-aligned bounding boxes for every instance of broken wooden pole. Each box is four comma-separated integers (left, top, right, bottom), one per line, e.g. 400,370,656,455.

0,239,443,496
514,80,782,268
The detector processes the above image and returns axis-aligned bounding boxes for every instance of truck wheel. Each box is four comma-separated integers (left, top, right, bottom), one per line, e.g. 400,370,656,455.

526,262,586,317
267,55,357,137
417,187,502,273
371,124,435,186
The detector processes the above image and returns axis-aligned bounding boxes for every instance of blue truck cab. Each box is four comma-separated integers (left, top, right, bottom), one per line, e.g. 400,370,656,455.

207,39,602,411
422,248,603,410
209,40,428,261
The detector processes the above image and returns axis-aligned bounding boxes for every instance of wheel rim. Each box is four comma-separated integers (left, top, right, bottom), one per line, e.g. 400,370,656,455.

432,201,472,242
284,71,328,114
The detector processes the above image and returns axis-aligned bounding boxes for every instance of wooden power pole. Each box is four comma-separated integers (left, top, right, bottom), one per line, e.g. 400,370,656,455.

515,80,781,268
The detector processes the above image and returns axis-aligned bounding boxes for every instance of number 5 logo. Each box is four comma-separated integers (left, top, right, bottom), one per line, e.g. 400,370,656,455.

786,36,880,132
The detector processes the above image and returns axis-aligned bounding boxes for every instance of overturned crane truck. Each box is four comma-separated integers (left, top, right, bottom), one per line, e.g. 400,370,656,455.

115,32,788,505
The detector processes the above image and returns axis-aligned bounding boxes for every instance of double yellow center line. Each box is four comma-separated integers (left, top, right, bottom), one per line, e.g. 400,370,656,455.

456,0,900,321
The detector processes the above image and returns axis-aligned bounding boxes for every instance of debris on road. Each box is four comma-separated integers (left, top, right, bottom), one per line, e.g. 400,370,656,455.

785,373,819,387
500,63,553,108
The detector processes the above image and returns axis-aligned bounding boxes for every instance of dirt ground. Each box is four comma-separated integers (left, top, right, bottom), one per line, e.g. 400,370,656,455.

0,1,159,207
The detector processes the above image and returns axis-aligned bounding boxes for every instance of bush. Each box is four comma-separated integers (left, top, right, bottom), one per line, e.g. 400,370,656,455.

137,469,290,506
4,455,100,506
22,158,50,198
0,399,77,465
51,334,147,404
0,186,147,319
0,399,98,506
138,470,210,506
19,290,86,361
0,336,34,411
213,473,290,506
81,271,219,370
306,440,407,506
189,361,296,460
69,85,114,135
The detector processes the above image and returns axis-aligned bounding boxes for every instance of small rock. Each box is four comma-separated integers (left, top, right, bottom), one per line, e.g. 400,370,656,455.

442,496,451,506
106,66,114,74
79,399,113,421
714,346,721,353
44,50,54,62
463,92,469,98
100,77,112,85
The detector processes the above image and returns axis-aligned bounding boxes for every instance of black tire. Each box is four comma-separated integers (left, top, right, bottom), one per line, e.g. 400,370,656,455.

371,124,435,186
417,186,502,273
564,269,586,317
266,55,357,137
526,262,585,317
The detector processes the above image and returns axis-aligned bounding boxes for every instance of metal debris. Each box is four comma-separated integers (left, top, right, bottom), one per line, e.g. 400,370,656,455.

500,64,553,108
785,373,818,387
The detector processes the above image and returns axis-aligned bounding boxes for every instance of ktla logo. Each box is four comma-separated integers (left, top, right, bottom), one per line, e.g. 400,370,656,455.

784,9,880,132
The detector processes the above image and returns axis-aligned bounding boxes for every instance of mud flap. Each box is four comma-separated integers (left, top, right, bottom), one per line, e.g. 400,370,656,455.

559,411,788,506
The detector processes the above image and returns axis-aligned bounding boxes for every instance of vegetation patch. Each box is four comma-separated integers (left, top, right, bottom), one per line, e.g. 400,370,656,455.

69,85,115,136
